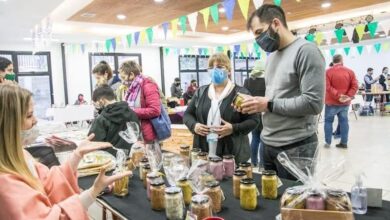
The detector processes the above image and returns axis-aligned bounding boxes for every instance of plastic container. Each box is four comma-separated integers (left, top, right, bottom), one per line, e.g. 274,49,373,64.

261,170,278,199
165,187,184,220
222,155,235,178
190,195,212,220
150,179,165,211
209,157,224,181
240,178,257,210
239,162,253,178
204,181,223,213
233,170,247,199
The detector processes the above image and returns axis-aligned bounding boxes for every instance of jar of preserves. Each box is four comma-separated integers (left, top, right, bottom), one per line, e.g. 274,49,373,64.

163,152,175,168
146,172,163,200
131,144,145,167
190,195,212,220
179,145,190,158
191,148,201,165
177,177,192,206
233,170,247,199
261,170,278,200
199,173,215,189
240,178,258,210
222,155,235,178
113,173,129,197
281,187,306,209
165,187,184,220
142,163,151,188
150,179,166,211
239,162,253,178
306,192,325,210
197,152,208,161
326,190,351,211
233,93,245,109
139,157,149,180
204,181,223,213
209,157,224,181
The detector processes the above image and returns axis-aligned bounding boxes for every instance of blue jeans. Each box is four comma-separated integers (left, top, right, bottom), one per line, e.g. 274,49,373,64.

324,105,349,145
251,127,263,166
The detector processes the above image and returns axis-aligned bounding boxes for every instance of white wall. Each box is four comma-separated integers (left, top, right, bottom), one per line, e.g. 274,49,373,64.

163,53,180,97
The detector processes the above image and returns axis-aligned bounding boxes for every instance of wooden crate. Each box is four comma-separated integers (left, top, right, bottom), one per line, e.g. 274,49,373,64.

281,208,354,220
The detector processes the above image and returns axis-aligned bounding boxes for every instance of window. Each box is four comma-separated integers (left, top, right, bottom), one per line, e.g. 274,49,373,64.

233,56,257,86
179,55,210,91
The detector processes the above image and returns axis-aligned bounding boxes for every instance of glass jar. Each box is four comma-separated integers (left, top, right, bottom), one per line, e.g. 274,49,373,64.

142,164,151,188
233,170,247,199
177,177,192,206
239,162,253,179
209,157,224,181
306,192,325,210
180,145,190,158
113,171,129,197
163,152,175,168
165,187,184,220
240,178,258,210
204,181,223,213
326,190,351,211
191,147,201,165
139,157,149,181
146,172,163,200
281,188,306,209
131,145,145,167
261,170,278,200
150,179,166,211
233,93,245,108
197,152,208,161
190,195,212,220
200,173,215,189
223,155,235,178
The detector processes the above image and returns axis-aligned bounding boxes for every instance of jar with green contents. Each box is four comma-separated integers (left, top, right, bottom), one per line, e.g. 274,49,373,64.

150,179,166,211
233,170,247,199
239,162,253,178
240,178,258,210
261,170,278,199
177,177,192,206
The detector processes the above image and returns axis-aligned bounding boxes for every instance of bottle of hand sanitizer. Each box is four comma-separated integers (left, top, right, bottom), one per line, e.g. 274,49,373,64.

351,173,367,214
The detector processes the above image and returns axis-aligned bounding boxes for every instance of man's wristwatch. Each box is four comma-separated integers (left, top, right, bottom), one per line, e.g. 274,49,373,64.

267,101,273,112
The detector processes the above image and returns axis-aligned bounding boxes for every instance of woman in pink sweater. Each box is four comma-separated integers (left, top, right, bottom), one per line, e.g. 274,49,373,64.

0,84,131,219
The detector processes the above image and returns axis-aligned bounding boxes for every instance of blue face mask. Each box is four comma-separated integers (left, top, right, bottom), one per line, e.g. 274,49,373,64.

210,68,227,85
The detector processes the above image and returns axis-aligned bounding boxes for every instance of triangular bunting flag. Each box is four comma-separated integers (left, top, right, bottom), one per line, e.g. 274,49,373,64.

115,37,121,47
367,22,378,38
94,42,99,52
134,32,140,45
366,45,373,54
234,45,241,54
223,46,229,55
121,36,127,49
126,34,132,47
247,43,254,55
198,48,203,56
330,48,336,57
256,51,261,59
334,29,345,43
179,16,187,34
223,0,236,21
171,19,178,37
105,39,111,52
374,43,381,53
216,46,223,52
344,47,351,56
210,4,219,24
253,0,264,9
315,32,324,45
111,38,116,51
204,48,210,56
200,8,210,29
80,44,85,54
344,26,354,42
383,42,390,52
185,48,190,55
241,43,248,56
306,34,315,42
274,0,281,6
164,47,170,56
238,0,250,20
140,30,147,44
162,22,169,39
253,42,260,53
146,28,153,43
355,24,365,40
188,12,198,32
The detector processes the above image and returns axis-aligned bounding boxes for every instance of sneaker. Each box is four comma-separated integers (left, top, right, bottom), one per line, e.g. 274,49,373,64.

336,143,348,149
324,143,331,148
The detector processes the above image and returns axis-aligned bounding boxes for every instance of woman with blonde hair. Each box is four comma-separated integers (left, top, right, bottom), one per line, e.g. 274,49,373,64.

184,53,259,163
0,84,131,219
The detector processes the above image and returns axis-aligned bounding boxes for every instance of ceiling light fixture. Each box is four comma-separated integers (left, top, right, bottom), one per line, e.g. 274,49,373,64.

219,7,226,13
116,14,126,20
321,2,331,8
222,26,229,31
154,0,164,3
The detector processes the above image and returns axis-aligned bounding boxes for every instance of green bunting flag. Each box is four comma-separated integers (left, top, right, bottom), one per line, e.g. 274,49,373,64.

374,43,381,53
356,45,364,55
344,47,351,56
274,0,281,6
330,48,336,57
210,4,219,24
185,48,190,55
367,22,378,38
334,29,345,43
179,16,187,34
126,34,132,48
146,28,153,43
105,39,111,52
164,48,170,56
253,42,260,53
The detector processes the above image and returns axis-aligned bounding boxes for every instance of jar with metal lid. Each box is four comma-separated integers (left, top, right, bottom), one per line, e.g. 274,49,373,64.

142,163,151,188
240,178,258,210
233,93,245,109
190,195,212,220
326,189,351,211
163,152,175,168
112,172,129,197
223,155,235,178
177,177,192,206
139,157,149,180
197,152,208,161
306,191,325,210
233,170,247,199
199,173,215,189
239,162,253,178
165,187,184,220
209,157,224,181
150,179,166,211
281,187,306,209
204,181,223,213
191,148,201,165
131,144,144,167
261,170,278,200
180,145,190,157
146,172,163,200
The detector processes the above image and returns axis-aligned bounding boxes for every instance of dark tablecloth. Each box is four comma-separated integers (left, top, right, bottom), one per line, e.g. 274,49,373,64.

78,171,390,220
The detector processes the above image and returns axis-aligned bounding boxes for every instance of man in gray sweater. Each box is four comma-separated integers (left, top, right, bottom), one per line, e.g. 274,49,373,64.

240,4,325,180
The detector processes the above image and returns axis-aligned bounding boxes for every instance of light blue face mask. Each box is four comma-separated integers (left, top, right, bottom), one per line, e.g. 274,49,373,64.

210,68,228,85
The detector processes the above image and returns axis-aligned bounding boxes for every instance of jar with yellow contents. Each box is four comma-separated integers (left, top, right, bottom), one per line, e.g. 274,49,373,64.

239,162,253,178
261,170,278,200
177,177,192,206
233,170,247,199
150,179,166,211
240,178,258,210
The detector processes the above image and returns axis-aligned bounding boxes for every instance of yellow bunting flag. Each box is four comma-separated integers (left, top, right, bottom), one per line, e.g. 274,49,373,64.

140,30,146,44
171,19,179,37
241,43,248,56
383,42,390,52
223,46,229,55
355,24,365,40
200,8,210,29
115,36,122,47
238,0,250,20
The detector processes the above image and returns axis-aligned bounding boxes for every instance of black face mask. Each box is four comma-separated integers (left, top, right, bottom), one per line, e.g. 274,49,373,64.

175,82,181,86
255,25,280,53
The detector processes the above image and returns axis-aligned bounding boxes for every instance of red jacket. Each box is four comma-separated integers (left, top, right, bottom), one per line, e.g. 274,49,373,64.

133,78,161,142
326,64,358,105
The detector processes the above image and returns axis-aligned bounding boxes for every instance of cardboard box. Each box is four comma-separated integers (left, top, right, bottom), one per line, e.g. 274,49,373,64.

281,208,354,220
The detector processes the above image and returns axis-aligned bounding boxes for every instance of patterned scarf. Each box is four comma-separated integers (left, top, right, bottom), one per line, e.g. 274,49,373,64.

125,75,144,108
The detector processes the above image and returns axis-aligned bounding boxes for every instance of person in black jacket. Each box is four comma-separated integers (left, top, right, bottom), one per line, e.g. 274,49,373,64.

89,85,140,155
244,60,266,169
379,67,389,102
184,53,259,164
